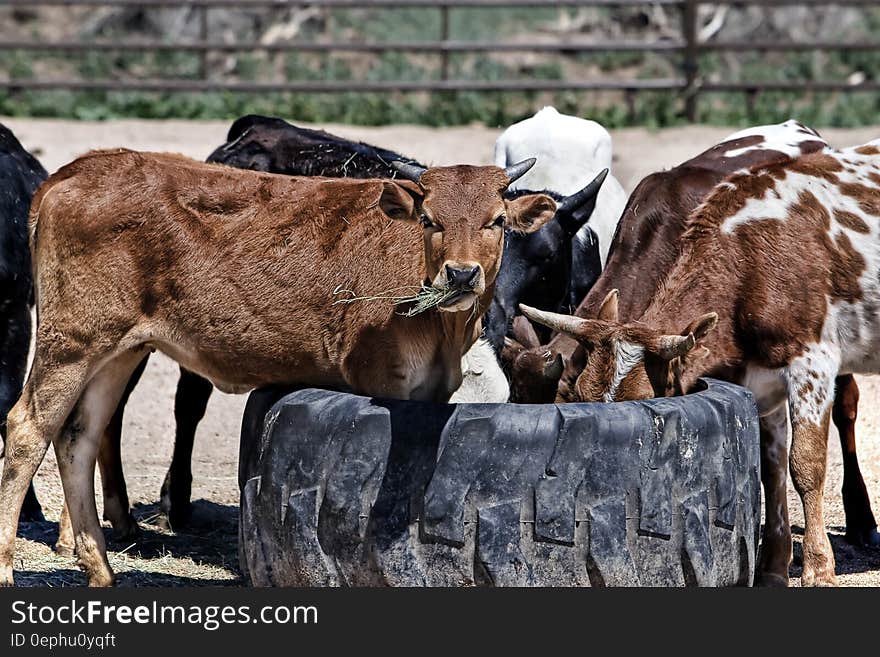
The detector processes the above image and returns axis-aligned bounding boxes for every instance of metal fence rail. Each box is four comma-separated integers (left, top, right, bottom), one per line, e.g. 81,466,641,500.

1,0,878,121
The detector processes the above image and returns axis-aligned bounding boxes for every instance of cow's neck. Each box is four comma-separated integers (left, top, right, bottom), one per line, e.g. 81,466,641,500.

639,241,740,392
440,283,494,350
425,285,493,401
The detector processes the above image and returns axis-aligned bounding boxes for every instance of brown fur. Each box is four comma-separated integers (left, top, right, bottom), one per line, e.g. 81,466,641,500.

526,144,880,586
506,132,829,403
0,150,556,586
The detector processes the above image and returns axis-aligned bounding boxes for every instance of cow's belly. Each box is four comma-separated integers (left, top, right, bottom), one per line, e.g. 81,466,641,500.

741,365,788,417
149,336,346,394
830,296,880,375
145,319,466,401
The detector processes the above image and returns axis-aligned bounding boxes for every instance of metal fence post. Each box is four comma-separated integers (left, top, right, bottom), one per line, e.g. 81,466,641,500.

682,0,699,122
199,5,209,82
440,4,450,81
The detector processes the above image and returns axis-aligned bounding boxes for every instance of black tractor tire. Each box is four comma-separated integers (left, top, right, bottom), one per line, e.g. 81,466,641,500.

238,379,761,587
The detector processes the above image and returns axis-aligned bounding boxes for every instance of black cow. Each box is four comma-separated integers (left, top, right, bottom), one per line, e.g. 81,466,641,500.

482,170,606,354
93,115,607,533
206,114,417,178
0,124,47,523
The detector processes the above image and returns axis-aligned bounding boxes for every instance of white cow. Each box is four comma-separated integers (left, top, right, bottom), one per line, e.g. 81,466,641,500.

494,106,627,268
449,338,509,403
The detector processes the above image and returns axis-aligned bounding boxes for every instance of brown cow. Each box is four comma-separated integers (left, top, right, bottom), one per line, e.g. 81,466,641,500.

505,121,878,547
521,141,880,586
505,121,830,400
0,149,555,586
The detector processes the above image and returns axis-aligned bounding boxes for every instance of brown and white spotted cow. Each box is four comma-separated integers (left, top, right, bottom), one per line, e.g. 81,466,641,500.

521,140,880,586
507,120,878,547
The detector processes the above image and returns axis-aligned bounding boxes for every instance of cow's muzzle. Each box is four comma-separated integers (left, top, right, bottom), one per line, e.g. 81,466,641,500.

434,263,484,312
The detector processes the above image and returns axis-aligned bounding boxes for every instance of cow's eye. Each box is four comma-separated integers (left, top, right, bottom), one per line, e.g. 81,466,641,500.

420,213,438,229
487,214,506,229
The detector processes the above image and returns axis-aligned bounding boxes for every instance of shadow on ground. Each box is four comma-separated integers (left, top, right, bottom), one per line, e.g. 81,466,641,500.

788,524,880,580
15,499,241,587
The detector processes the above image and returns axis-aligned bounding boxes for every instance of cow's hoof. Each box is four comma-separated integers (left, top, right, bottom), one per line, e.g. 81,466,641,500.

84,568,114,588
0,564,13,586
801,568,838,587
21,486,45,523
54,541,75,557
110,515,140,543
157,505,191,532
755,572,789,588
845,526,880,548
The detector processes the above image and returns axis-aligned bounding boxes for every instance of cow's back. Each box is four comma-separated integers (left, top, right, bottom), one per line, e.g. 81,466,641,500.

579,123,830,321
31,150,428,391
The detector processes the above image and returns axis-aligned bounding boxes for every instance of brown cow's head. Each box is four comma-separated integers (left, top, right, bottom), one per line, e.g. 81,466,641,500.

502,316,565,403
392,160,556,313
519,291,718,403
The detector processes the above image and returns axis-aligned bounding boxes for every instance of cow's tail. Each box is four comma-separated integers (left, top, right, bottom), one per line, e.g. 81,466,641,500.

27,180,51,310
28,168,70,310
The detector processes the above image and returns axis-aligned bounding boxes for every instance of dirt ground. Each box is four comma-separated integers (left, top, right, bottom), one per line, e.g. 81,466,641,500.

3,116,880,587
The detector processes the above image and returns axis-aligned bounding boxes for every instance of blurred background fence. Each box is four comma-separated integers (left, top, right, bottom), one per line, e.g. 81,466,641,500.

1,0,879,126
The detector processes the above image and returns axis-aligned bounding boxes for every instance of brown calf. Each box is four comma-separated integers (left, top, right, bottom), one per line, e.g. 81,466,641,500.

522,142,880,586
0,149,555,586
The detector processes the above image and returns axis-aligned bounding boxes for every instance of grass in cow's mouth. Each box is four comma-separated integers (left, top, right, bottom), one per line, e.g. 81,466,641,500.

332,284,459,316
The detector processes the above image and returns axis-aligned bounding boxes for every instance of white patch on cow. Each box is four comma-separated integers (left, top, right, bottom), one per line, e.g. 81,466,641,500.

582,175,627,267
495,106,613,195
718,168,803,234
728,142,880,424
722,119,827,159
829,209,880,375
715,154,880,235
786,341,840,426
605,340,644,402
449,338,509,403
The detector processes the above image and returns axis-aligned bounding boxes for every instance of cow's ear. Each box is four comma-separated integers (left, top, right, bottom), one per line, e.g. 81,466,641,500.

683,312,718,341
511,315,541,348
542,353,565,382
504,193,557,233
379,180,423,221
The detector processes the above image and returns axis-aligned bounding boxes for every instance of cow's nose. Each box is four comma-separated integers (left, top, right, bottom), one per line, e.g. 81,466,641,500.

445,264,480,290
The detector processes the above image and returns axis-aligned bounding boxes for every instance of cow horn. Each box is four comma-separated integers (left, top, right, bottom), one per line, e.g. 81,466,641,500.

655,333,696,360
391,160,427,182
504,158,537,185
519,304,590,337
559,168,609,215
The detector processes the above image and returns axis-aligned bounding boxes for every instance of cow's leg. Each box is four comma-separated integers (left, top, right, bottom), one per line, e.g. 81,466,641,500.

159,367,213,529
756,404,791,586
98,356,149,541
56,502,74,556
0,305,42,522
54,350,146,587
788,356,837,587
56,356,149,555
832,375,880,547
0,357,90,586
